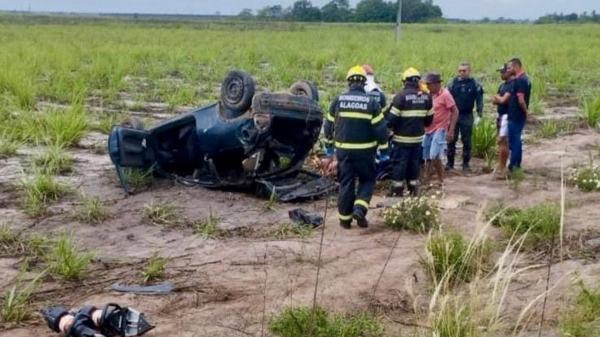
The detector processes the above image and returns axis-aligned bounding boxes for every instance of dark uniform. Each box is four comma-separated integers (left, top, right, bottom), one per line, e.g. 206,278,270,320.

387,81,433,195
368,89,387,109
324,84,388,224
447,77,484,170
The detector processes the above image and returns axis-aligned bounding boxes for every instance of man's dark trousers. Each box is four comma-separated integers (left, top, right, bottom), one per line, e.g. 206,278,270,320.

447,114,473,169
391,144,421,184
336,149,376,219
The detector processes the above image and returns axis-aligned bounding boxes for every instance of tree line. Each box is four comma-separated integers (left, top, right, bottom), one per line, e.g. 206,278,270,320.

238,0,443,23
536,11,600,24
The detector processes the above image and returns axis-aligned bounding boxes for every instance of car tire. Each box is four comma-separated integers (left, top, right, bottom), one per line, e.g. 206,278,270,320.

289,80,319,102
220,70,256,117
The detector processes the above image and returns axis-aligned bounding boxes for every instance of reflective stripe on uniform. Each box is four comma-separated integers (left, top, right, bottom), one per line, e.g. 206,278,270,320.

390,107,402,116
398,109,429,117
335,141,377,150
392,135,424,143
426,110,434,116
326,112,335,122
378,143,389,150
338,213,353,221
322,138,334,145
371,112,384,124
354,199,369,209
338,111,371,120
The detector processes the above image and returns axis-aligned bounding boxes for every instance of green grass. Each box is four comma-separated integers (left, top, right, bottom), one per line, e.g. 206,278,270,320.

0,134,19,158
92,111,122,134
192,211,222,239
19,173,70,217
383,196,440,233
536,120,567,139
32,145,74,175
489,202,560,247
0,224,53,259
421,231,491,289
268,222,314,240
143,201,179,225
269,306,383,337
560,281,600,337
39,104,88,147
431,297,477,337
472,117,497,160
581,95,600,129
76,196,110,224
141,253,168,283
122,167,154,190
47,233,93,280
0,273,43,324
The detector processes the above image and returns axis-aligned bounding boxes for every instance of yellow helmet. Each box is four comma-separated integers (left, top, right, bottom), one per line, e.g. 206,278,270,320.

402,67,421,81
346,65,367,81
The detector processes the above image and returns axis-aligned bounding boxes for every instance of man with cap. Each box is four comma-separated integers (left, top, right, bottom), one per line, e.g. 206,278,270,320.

363,64,387,109
492,64,514,178
423,72,458,186
323,65,389,229
447,62,484,172
386,67,433,197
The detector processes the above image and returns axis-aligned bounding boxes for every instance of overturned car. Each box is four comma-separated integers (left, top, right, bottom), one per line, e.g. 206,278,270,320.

108,71,336,201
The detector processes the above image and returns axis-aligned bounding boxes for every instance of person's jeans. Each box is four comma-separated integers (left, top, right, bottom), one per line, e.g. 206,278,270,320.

508,119,525,170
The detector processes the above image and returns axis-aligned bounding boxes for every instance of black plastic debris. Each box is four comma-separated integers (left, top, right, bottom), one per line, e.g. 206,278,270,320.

111,281,174,295
288,208,323,228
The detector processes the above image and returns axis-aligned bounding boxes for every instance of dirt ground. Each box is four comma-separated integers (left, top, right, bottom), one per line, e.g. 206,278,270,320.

1,107,599,337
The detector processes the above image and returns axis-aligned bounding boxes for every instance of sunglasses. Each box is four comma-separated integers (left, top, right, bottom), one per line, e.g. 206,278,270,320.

458,69,469,73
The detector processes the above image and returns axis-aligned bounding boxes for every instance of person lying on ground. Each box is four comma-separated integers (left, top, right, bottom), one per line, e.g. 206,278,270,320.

42,303,154,337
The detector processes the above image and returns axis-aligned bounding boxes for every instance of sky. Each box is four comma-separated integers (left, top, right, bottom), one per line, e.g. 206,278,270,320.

0,0,598,20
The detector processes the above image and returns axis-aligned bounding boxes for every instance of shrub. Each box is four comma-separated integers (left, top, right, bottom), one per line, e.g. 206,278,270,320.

490,202,560,247
421,231,490,289
47,233,93,280
568,163,600,192
269,306,383,337
383,195,440,232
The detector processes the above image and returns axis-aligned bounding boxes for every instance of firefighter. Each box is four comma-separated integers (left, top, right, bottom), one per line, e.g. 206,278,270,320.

323,65,389,229
387,67,433,197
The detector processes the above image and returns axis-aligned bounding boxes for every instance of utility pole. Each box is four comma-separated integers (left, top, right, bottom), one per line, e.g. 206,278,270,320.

395,0,402,41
